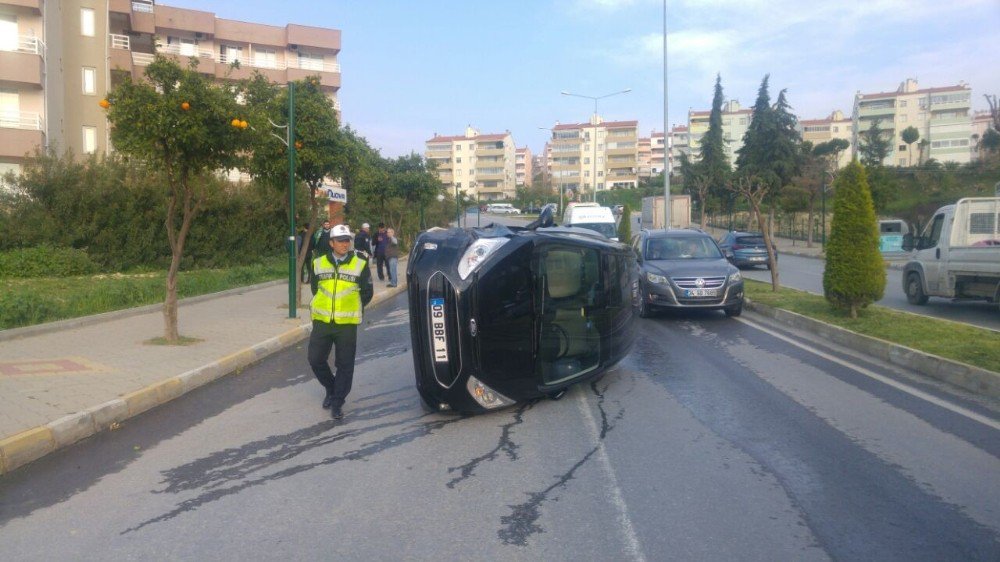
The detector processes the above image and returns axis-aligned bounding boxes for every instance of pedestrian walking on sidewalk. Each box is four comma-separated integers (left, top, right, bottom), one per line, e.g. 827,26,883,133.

354,222,372,258
373,223,389,281
308,224,374,419
386,227,400,287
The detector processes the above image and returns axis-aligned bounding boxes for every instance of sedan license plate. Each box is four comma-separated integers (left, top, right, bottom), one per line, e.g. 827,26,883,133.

685,288,719,297
429,297,448,362
750,256,765,261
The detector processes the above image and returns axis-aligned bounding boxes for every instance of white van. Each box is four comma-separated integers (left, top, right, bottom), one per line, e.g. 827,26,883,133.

562,202,619,240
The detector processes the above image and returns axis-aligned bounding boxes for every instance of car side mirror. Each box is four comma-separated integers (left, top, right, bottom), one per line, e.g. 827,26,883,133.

901,233,914,251
725,249,736,265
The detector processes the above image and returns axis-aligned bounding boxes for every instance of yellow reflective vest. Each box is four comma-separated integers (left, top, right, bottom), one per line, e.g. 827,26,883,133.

311,253,366,324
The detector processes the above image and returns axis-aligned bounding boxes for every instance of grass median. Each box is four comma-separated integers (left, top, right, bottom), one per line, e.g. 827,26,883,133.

744,280,1000,374
0,257,287,330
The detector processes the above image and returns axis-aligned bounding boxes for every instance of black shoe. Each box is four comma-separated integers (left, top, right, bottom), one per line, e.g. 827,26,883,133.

331,405,344,419
322,393,334,409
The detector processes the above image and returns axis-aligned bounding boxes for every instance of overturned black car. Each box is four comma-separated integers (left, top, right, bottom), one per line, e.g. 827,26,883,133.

406,211,638,414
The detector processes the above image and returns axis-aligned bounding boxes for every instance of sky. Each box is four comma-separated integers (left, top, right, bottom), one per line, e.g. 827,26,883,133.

163,0,1000,158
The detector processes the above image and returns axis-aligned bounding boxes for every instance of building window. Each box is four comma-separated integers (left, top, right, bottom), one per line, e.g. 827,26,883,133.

220,45,243,64
456,182,462,188
0,89,20,127
456,144,461,151
167,36,198,57
898,145,906,151
456,157,461,163
297,52,324,71
254,48,277,69
81,8,95,37
0,14,18,52
584,171,590,177
899,159,906,166
83,126,97,154
584,157,590,164
82,67,96,95
899,100,907,107
833,126,839,132
456,170,462,176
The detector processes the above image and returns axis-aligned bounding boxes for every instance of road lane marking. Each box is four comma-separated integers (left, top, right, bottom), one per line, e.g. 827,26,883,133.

736,317,1000,432
576,390,646,562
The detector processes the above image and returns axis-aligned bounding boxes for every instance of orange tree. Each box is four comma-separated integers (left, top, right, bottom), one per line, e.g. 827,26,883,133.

105,56,243,342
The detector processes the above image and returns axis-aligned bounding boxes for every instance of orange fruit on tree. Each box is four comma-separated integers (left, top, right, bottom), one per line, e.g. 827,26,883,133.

99,99,110,109
181,101,190,110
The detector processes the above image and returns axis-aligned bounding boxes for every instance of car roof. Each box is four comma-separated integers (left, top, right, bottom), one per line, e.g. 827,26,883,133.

643,229,711,239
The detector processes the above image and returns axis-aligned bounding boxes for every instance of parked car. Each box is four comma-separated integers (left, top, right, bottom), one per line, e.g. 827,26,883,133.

486,203,521,215
716,231,778,269
563,202,620,241
406,208,638,413
632,229,744,318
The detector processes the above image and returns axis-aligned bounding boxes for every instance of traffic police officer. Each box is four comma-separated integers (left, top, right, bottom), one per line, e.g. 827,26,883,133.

308,224,374,419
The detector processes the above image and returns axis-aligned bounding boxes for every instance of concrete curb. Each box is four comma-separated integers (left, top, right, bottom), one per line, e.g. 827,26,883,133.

745,299,1000,399
0,279,286,342
0,282,408,476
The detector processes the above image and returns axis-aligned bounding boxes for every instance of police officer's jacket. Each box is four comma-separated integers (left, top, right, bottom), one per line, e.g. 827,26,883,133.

310,250,374,324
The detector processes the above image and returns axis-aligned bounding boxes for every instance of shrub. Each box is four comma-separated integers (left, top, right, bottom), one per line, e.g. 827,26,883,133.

823,161,886,317
618,204,632,242
0,292,60,327
0,245,99,278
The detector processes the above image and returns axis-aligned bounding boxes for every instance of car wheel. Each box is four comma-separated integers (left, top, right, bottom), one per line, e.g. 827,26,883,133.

724,300,743,317
906,273,929,305
638,294,653,318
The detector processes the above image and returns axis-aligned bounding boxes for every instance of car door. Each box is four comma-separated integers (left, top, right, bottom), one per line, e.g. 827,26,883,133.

918,213,945,292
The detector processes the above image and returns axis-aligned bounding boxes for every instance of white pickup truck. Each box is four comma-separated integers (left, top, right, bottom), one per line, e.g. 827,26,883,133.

902,197,1000,311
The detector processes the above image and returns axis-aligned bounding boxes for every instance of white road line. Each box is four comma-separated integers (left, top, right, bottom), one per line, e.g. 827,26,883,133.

736,316,1000,431
576,390,646,562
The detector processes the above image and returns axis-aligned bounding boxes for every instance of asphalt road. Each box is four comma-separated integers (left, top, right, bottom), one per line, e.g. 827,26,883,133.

740,254,1000,331
2,292,998,560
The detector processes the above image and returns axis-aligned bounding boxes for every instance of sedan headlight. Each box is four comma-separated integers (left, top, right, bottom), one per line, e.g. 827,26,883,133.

728,271,742,283
646,271,669,285
457,238,509,280
467,375,515,409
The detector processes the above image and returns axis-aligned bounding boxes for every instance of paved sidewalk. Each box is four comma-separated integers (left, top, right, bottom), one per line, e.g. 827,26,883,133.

0,270,407,475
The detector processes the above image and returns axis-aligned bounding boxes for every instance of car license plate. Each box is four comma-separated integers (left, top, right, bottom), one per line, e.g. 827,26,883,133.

750,256,765,261
685,289,718,297
429,297,448,362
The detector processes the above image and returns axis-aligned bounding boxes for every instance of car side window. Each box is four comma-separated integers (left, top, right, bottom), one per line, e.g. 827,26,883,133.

924,214,944,248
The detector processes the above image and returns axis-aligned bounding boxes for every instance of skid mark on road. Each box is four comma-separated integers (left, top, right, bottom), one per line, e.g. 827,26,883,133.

446,401,534,489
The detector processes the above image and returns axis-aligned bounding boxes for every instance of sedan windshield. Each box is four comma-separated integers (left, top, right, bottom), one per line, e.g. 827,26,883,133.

736,236,765,246
645,237,722,260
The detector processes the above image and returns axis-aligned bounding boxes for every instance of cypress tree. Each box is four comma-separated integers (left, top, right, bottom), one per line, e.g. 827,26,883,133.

618,204,632,242
823,161,885,318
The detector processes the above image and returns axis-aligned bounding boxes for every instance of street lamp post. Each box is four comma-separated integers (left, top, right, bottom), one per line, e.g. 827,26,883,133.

662,0,671,229
561,88,631,203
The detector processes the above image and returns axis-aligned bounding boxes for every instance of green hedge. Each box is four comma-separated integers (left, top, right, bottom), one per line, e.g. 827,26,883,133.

0,245,99,278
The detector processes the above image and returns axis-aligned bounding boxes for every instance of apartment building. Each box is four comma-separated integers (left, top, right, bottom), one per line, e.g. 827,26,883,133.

687,100,751,165
650,131,665,175
424,126,516,201
970,110,994,161
637,136,651,178
669,125,689,171
799,110,853,169
853,79,972,166
515,146,532,187
546,116,639,200
0,0,341,177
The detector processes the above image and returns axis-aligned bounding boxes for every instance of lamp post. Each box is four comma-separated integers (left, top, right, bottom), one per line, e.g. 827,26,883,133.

538,126,563,215
662,0,671,229
821,170,835,250
561,88,631,203
234,82,296,318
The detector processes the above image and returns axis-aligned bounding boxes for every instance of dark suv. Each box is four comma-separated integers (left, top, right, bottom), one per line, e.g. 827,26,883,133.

632,229,744,317
407,213,638,414
716,231,777,269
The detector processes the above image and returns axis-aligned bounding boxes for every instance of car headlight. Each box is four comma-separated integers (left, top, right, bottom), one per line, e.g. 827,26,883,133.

729,271,742,283
467,375,515,409
457,238,509,280
646,271,669,285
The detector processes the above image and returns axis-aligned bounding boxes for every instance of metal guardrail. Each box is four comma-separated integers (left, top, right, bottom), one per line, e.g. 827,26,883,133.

0,35,45,55
0,111,43,131
132,52,155,65
110,34,130,50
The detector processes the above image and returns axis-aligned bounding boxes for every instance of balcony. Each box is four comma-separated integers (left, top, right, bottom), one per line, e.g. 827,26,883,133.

4,1,41,12
0,112,45,159
0,38,44,87
857,103,895,118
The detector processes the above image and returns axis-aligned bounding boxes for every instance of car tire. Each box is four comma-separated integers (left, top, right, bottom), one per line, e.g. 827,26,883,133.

638,294,653,318
724,300,743,317
906,273,929,305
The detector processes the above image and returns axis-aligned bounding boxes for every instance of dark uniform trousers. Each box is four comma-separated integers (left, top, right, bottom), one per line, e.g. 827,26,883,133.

307,320,358,406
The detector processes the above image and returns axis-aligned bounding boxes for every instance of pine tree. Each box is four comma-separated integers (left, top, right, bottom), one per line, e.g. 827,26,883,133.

618,204,632,242
823,161,886,318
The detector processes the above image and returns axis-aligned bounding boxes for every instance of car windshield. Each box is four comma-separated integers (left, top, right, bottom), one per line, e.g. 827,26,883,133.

570,222,618,239
736,236,765,246
645,237,722,260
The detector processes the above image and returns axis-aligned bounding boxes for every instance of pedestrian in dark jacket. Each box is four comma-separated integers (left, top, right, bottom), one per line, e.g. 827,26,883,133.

313,220,332,259
354,222,372,258
373,223,389,281
386,227,400,287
